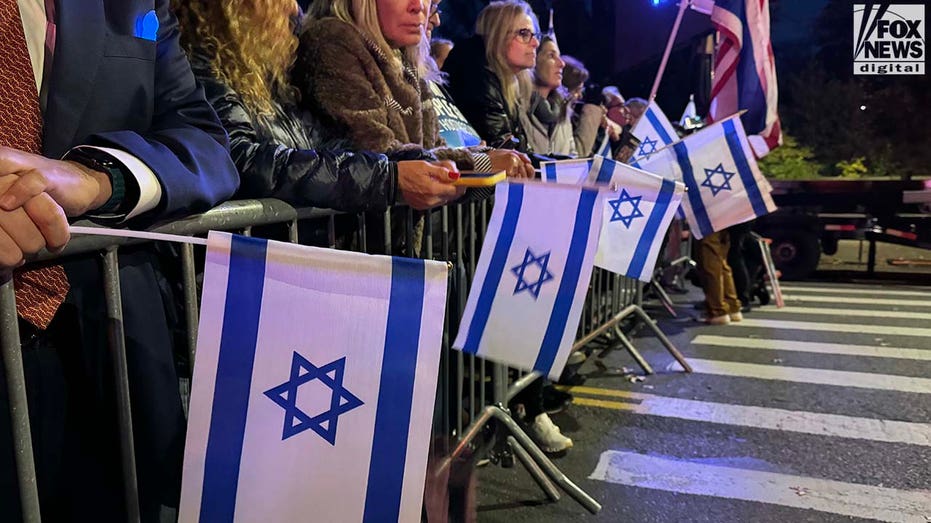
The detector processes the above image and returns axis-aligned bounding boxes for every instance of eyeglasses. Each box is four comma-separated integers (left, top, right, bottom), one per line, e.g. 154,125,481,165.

512,28,542,44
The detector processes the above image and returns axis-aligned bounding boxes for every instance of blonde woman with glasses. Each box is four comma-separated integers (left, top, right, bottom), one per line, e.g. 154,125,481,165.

444,0,543,157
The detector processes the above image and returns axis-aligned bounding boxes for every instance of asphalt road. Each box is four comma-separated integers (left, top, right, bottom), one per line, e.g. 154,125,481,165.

475,282,931,523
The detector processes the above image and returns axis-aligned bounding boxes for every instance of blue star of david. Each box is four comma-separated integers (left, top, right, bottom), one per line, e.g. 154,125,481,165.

510,248,555,299
637,135,659,158
607,189,645,228
701,163,736,196
264,352,364,445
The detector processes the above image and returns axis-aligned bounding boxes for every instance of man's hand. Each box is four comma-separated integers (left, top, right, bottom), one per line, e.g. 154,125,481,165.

396,160,465,210
0,175,70,271
488,150,534,179
0,146,112,216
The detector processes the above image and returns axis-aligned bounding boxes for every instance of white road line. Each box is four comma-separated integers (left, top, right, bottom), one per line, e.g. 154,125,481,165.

731,318,931,338
782,295,931,308
569,387,931,446
685,358,931,394
590,450,931,522
780,286,931,298
691,335,931,361
766,306,931,321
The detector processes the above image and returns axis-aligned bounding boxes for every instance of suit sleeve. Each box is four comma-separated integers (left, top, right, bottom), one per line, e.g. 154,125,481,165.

199,69,398,213
83,0,238,221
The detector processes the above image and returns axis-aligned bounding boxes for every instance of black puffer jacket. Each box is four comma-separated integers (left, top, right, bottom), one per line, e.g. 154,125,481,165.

443,35,532,155
189,51,410,213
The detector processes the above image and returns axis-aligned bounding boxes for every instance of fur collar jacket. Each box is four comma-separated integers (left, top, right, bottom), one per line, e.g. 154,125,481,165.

294,17,482,169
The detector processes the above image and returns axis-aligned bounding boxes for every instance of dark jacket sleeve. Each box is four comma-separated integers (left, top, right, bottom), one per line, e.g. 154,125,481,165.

192,60,399,213
444,36,531,153
85,0,239,221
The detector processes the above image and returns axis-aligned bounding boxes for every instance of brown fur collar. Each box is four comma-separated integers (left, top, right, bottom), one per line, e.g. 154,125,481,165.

295,17,442,153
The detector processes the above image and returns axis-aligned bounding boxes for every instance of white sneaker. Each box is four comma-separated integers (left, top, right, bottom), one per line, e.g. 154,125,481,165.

567,350,587,365
729,311,743,322
528,413,573,453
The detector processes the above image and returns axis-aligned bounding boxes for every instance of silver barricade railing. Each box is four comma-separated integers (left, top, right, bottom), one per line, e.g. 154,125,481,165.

1,196,687,521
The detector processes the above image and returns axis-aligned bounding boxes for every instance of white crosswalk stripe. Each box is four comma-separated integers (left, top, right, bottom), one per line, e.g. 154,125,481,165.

691,335,931,360
568,387,931,446
780,285,931,298
682,358,931,394
591,451,931,522
731,318,931,338
764,305,931,321
782,294,931,308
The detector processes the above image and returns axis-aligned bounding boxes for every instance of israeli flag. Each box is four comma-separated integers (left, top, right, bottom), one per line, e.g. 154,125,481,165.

540,158,593,184
454,181,604,379
179,232,447,522
586,156,686,282
595,130,612,158
637,117,776,240
630,102,679,165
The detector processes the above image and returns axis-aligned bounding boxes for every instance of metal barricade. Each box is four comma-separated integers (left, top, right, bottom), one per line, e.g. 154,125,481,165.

0,196,686,521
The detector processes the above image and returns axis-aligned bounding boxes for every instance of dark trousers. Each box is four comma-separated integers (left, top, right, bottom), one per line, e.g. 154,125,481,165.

727,221,754,305
1,250,186,522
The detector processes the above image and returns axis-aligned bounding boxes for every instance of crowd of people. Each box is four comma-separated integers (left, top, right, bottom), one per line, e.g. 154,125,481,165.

0,0,761,520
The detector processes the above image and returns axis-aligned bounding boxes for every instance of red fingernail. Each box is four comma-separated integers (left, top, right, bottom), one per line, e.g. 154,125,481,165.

449,170,460,180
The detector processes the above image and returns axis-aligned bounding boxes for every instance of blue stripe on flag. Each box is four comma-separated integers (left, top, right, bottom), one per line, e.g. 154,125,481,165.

462,183,524,354
628,179,676,279
645,108,674,144
630,159,641,169
534,188,598,375
200,235,269,522
595,158,614,184
673,143,713,237
544,163,556,182
723,119,767,217
363,257,425,522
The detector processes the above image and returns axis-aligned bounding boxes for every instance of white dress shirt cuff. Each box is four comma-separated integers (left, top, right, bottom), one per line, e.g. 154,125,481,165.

73,146,163,221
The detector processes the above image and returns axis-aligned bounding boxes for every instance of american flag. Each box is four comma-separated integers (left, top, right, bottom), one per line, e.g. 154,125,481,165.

705,0,783,157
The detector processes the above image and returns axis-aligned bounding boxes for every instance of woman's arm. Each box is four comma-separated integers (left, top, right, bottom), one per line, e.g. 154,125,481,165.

198,65,398,213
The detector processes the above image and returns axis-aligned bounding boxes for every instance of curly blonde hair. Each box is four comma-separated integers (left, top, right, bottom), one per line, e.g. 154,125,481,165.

172,0,299,116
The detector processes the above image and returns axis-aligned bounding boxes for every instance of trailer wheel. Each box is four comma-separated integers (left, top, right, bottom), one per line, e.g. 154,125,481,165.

770,232,820,280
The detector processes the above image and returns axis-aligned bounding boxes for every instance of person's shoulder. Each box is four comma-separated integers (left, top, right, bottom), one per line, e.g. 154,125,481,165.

302,17,361,44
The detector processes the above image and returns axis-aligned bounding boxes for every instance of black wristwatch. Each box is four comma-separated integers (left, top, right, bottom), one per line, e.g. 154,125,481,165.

63,147,137,215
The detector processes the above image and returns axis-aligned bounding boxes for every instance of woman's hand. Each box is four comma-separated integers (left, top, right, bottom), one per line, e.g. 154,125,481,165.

488,150,534,179
396,160,464,209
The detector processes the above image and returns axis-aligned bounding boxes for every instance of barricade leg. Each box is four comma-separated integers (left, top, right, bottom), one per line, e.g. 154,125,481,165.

646,277,678,317
181,243,199,371
755,234,784,307
1,280,41,523
506,436,560,502
102,248,141,523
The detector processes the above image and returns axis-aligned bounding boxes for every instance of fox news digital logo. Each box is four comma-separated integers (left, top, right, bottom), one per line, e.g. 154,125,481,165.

853,4,925,75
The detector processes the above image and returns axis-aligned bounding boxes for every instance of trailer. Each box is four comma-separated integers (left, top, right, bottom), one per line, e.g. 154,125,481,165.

752,178,931,279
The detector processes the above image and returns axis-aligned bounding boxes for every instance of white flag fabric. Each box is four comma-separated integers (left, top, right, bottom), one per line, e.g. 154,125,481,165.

179,232,447,523
454,181,604,379
585,156,686,282
636,117,776,240
595,130,612,158
540,158,593,184
630,102,679,165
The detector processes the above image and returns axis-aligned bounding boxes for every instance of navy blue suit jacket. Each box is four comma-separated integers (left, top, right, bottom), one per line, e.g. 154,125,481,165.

42,0,239,219
1,2,237,520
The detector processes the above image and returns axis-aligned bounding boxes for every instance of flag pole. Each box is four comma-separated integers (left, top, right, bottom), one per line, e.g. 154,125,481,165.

649,0,692,102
